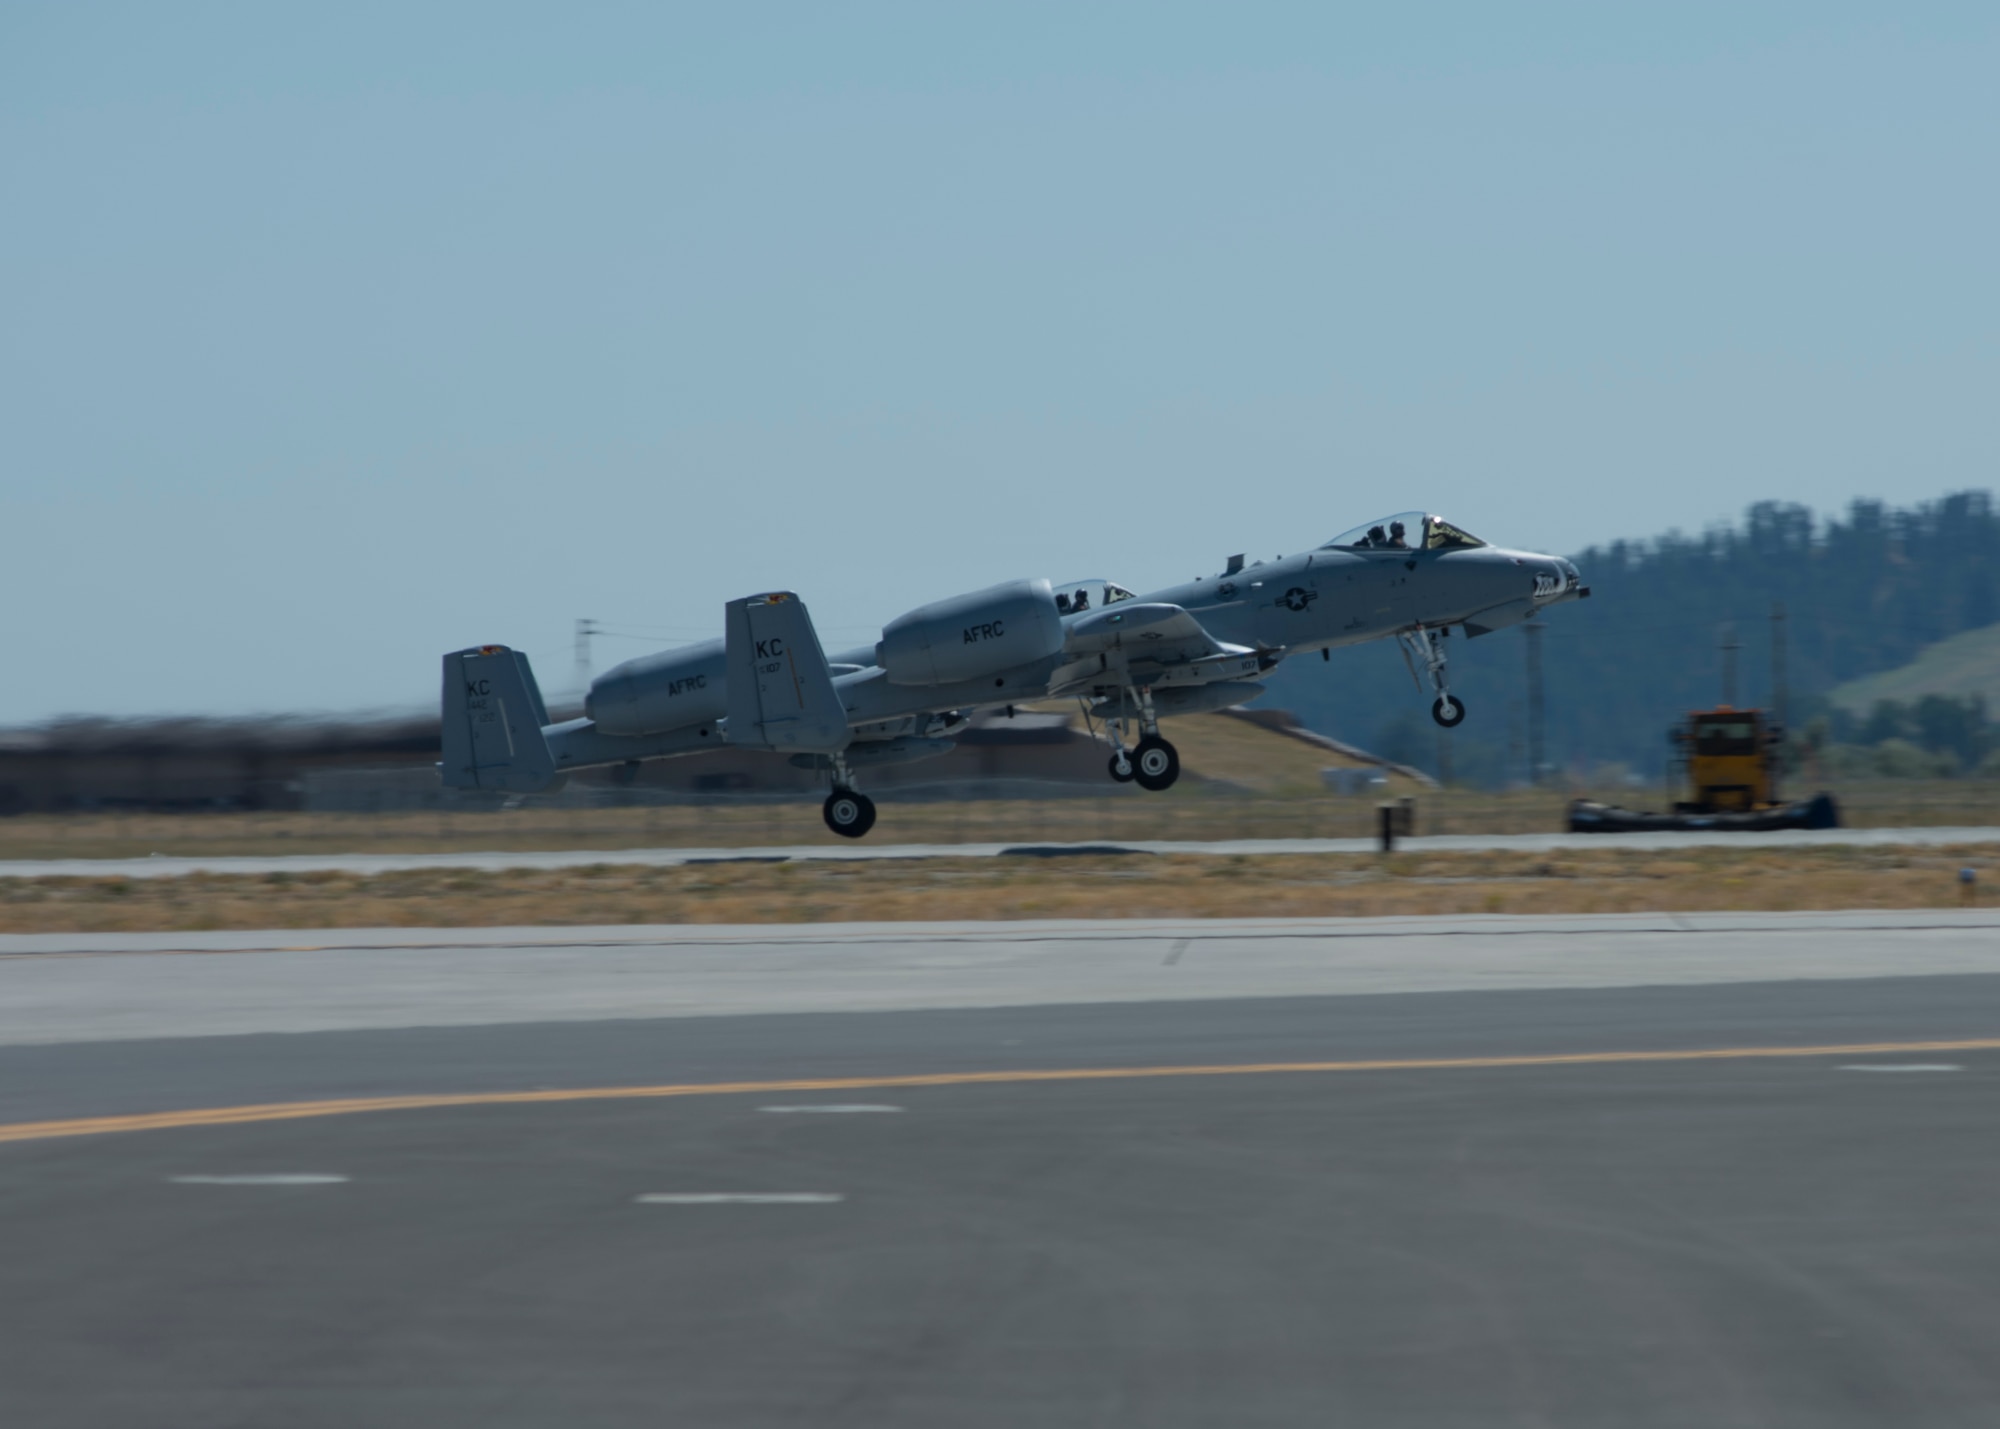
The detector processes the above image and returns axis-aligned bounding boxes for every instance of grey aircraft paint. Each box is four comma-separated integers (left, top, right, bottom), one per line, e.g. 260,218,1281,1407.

438,511,1588,836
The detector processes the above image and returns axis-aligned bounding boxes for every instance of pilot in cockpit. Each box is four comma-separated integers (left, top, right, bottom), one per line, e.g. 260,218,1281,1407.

1388,520,1408,549
1072,588,1090,611
1366,526,1387,547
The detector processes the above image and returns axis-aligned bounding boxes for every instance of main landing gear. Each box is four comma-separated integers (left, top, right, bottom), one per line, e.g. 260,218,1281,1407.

1132,734,1180,790
1101,688,1181,792
1401,627,1466,728
822,787,876,838
820,751,877,839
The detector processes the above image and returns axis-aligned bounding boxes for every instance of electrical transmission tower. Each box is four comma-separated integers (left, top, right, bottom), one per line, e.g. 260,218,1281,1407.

1525,618,1545,786
575,619,600,696
1770,601,1789,726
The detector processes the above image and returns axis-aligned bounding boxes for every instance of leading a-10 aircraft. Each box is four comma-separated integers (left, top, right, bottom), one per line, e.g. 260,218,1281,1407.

442,511,1588,837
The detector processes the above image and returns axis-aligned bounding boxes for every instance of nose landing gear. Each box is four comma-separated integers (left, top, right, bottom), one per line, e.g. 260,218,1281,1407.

1401,627,1467,728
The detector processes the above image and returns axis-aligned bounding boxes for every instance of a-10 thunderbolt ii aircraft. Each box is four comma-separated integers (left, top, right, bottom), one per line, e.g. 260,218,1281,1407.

441,511,1589,838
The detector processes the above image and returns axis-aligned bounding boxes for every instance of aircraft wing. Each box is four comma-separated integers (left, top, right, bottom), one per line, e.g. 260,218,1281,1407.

1063,602,1252,664
1055,602,1274,702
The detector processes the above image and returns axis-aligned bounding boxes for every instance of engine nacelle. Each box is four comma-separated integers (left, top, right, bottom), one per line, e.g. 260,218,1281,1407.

586,639,728,736
876,579,1064,687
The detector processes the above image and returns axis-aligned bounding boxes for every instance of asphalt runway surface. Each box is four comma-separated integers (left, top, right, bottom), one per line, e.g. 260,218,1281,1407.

6,913,2000,1426
5,821,2000,879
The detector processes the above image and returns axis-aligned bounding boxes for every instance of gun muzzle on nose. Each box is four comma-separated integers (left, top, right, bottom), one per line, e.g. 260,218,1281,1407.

1531,559,1588,604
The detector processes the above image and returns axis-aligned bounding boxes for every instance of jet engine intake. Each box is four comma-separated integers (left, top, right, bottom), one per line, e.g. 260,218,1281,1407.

877,579,1065,687
585,639,729,735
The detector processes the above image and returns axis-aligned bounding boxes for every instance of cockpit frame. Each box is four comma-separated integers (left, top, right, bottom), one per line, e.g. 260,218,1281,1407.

1053,578,1139,616
1320,512,1487,554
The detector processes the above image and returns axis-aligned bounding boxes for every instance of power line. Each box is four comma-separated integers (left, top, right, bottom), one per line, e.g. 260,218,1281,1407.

574,619,600,694
587,619,881,640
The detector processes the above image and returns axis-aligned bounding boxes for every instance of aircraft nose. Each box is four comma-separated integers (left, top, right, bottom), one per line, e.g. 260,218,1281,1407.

1524,554,1585,602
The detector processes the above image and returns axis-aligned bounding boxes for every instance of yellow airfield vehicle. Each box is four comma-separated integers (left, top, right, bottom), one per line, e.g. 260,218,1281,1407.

1568,705,1841,832
1673,706,1780,813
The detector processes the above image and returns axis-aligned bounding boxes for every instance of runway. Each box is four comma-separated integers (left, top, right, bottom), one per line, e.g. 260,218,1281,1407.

5,821,2000,880
7,912,2000,1425
8,910,2000,1050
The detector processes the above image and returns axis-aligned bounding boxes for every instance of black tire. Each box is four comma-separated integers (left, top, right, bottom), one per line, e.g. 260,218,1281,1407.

822,789,877,839
1431,695,1466,728
1132,735,1180,791
1107,753,1136,783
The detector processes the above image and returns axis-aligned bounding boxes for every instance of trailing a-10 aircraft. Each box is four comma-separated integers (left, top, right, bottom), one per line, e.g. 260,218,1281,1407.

441,511,1589,837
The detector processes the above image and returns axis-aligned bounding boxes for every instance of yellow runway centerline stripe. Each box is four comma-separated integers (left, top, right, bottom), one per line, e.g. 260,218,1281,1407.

3,1037,1997,1147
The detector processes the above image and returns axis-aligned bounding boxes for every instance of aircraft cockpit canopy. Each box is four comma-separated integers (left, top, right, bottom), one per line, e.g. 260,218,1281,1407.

1053,579,1138,615
1321,512,1487,554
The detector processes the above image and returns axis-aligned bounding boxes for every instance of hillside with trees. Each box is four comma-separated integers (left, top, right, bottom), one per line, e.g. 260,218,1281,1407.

1265,490,2000,785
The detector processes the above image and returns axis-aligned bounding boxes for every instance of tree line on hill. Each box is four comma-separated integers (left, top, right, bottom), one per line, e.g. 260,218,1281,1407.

1809,694,1996,779
1265,490,2000,786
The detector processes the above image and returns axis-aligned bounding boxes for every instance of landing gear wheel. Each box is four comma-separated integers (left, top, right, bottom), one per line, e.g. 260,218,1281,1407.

1108,753,1136,783
1132,735,1180,791
822,789,877,839
1431,695,1466,729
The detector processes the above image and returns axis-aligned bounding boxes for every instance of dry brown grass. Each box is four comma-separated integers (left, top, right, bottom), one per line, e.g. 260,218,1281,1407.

0,794,1500,862
4,844,1994,934
5,779,1998,864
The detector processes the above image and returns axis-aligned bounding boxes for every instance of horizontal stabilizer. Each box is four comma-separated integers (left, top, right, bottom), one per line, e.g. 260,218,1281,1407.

439,645,560,792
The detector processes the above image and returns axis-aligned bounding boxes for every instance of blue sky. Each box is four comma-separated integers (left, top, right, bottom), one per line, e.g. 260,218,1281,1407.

3,3,1994,720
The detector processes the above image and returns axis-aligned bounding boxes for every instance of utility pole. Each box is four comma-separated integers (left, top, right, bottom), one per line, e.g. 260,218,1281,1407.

575,619,600,696
1719,621,1741,706
1525,618,1545,786
1770,601,1789,727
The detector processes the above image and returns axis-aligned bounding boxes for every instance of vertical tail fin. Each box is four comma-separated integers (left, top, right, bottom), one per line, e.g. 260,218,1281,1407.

439,645,560,791
723,592,851,752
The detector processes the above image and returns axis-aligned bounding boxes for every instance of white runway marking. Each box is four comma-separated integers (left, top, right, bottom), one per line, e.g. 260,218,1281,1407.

636,1193,844,1205
758,1104,903,1114
169,1174,349,1185
1839,1064,1964,1073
